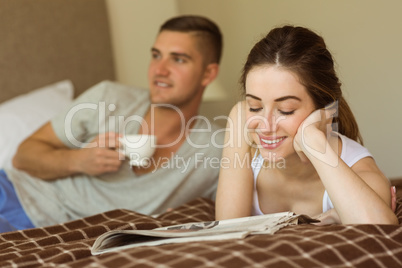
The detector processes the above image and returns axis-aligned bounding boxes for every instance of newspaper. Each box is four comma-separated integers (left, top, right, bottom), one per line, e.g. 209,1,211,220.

91,212,317,255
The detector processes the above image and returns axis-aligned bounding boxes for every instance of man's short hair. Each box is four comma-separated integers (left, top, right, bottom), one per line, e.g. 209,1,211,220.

160,15,223,64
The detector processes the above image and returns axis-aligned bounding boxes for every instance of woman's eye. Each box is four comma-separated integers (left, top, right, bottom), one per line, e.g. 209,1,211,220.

249,107,262,112
279,110,295,115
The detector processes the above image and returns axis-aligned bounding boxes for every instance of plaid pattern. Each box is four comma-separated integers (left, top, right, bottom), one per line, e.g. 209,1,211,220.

1,197,401,268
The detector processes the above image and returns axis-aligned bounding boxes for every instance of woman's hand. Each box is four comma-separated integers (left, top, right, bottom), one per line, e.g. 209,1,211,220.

313,208,341,225
293,104,337,164
292,103,398,224
391,186,397,212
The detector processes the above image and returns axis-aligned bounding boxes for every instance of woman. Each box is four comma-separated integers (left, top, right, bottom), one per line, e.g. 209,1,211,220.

216,25,397,224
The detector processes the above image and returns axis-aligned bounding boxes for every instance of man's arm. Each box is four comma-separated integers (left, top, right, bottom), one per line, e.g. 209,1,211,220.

12,122,124,180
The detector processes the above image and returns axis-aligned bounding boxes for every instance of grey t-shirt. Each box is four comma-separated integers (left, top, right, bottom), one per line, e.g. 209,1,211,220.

6,81,224,227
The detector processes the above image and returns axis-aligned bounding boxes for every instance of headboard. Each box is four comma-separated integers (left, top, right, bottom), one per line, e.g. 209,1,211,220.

0,0,115,103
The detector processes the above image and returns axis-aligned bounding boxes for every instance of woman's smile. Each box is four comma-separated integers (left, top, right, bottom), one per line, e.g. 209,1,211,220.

259,135,287,150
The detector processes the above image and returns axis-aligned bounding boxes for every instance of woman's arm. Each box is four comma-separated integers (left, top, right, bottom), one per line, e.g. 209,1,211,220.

215,102,255,220
294,108,398,224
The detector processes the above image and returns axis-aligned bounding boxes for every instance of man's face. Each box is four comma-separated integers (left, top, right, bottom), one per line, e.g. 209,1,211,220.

147,31,209,108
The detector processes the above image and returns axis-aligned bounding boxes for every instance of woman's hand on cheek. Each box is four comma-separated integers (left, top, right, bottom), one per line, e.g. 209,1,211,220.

293,105,336,163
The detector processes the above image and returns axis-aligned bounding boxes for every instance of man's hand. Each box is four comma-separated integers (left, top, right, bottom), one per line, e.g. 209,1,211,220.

75,132,125,176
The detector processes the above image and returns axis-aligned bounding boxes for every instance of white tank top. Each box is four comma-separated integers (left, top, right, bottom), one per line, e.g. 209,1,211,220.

251,133,372,215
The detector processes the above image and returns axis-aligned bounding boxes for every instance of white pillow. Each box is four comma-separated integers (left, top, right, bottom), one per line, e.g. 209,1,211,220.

0,80,74,169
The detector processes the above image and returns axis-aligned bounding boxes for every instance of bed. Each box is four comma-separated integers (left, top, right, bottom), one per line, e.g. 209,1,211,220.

1,0,402,267
0,197,401,267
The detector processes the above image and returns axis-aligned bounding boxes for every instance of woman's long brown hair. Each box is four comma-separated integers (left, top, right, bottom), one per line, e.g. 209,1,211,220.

240,25,363,144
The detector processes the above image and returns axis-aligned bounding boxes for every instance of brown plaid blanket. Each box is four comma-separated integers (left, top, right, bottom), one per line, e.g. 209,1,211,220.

1,198,402,268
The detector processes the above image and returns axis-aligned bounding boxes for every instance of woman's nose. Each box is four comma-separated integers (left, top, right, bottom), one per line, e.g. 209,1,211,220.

257,113,285,133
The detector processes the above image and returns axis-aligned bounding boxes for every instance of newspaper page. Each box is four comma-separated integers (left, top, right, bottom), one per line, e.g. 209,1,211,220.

91,212,316,255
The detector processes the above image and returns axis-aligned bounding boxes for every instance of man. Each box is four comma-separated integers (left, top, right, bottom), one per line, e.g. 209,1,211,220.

1,15,224,231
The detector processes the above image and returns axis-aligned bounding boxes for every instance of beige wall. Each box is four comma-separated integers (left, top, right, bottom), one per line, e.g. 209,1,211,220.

106,0,402,178
105,0,178,88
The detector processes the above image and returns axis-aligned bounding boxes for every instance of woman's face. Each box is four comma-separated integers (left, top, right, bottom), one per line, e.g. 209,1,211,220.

245,65,316,162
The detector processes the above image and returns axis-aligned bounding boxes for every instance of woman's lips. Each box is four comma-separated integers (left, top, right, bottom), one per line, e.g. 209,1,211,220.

259,136,286,149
